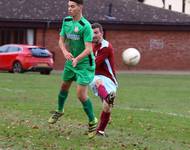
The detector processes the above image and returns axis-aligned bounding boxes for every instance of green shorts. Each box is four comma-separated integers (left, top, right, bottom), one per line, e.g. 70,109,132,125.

62,63,95,85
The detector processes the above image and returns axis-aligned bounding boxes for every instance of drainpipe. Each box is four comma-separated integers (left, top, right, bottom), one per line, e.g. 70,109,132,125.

108,3,113,17
183,0,186,13
138,0,144,2
42,21,51,47
162,0,165,9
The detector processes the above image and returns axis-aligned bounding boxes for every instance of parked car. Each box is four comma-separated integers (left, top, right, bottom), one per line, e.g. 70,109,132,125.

0,44,54,75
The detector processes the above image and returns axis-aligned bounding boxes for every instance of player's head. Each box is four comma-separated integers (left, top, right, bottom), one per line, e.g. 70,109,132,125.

92,23,104,44
68,0,83,17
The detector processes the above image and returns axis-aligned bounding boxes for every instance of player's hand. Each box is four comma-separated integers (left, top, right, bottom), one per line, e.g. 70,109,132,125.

63,51,73,60
72,58,78,67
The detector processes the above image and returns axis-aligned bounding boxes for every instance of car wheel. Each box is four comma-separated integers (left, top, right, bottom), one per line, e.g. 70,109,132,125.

40,70,51,75
12,62,24,73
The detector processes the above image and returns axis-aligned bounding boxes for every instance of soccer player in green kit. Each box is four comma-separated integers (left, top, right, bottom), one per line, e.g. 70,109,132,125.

48,0,97,138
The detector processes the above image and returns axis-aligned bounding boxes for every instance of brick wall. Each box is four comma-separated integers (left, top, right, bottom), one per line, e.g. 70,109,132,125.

106,30,190,70
36,29,190,71
36,29,65,70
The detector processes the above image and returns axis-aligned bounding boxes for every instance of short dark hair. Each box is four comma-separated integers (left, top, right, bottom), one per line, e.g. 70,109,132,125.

92,23,103,33
69,0,83,5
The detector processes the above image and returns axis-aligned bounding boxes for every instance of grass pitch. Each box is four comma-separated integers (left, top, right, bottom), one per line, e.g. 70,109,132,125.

0,72,190,150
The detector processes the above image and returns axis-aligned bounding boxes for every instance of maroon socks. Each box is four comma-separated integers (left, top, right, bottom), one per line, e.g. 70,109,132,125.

97,111,111,132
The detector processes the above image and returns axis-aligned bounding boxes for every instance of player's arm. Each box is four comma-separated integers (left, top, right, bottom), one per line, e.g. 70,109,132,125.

95,47,110,67
72,24,93,67
59,36,73,60
72,42,92,67
59,18,73,60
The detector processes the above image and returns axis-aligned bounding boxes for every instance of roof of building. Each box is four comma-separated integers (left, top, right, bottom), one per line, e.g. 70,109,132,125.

0,0,190,25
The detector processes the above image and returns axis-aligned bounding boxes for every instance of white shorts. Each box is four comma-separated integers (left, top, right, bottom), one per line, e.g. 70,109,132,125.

89,75,117,96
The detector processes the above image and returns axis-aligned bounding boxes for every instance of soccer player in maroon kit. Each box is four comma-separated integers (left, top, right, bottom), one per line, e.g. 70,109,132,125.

90,23,118,136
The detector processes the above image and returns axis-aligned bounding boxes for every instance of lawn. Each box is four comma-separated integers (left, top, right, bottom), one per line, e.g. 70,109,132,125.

0,72,190,150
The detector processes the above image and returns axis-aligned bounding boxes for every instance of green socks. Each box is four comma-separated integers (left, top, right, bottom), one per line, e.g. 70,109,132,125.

82,98,95,122
57,91,95,122
57,90,68,112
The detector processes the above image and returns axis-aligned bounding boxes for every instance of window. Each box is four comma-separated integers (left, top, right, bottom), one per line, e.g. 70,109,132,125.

0,28,28,45
8,46,22,52
0,45,9,53
27,29,34,45
29,48,50,57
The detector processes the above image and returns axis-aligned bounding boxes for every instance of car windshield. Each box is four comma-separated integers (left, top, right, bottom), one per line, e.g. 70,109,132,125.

29,48,50,57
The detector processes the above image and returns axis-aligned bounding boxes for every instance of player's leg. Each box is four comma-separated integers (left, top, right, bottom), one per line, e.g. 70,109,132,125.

96,101,111,136
95,79,116,106
77,84,97,138
95,79,108,101
48,66,74,124
76,64,98,138
57,81,72,112
94,76,117,136
48,81,72,124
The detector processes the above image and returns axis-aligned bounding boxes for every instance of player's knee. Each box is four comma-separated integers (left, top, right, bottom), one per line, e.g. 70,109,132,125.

95,79,103,87
77,94,87,102
61,83,70,91
103,101,111,112
103,105,111,112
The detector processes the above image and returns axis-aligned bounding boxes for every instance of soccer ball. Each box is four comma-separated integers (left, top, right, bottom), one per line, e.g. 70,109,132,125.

122,48,141,66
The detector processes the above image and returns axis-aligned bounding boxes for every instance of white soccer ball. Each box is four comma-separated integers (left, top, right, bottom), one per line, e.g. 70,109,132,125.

122,48,141,66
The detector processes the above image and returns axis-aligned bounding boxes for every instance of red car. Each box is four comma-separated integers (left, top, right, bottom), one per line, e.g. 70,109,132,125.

0,44,54,74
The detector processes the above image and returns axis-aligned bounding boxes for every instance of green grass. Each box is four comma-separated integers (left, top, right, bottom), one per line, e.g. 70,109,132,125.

0,72,190,150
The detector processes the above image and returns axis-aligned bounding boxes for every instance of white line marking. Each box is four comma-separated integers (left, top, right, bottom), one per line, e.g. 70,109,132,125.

118,107,190,119
0,88,25,93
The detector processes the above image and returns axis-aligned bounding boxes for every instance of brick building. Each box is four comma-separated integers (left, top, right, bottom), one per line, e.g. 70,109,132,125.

1,0,190,70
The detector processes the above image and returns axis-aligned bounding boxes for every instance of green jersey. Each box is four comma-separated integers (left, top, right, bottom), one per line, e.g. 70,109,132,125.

60,16,95,68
